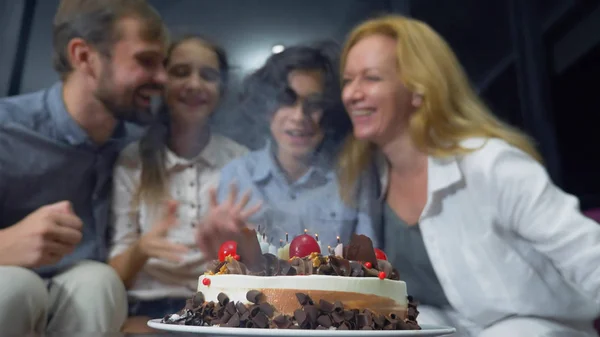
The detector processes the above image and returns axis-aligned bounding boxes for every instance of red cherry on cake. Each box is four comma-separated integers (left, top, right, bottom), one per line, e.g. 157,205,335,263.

374,248,388,261
378,271,386,280
218,241,238,262
289,234,321,258
202,278,211,286
364,262,373,269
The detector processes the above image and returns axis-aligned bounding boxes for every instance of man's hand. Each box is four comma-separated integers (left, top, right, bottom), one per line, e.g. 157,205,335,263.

137,200,189,263
0,201,83,268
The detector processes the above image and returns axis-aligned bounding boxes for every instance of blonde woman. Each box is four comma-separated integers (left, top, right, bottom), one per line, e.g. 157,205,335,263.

338,14,600,337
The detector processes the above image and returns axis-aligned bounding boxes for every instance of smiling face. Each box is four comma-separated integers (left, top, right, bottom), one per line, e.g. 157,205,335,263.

94,17,167,125
341,34,419,146
164,39,223,127
270,69,325,161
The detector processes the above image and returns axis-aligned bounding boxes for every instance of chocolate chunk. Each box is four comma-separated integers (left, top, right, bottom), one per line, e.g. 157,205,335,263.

319,299,334,313
283,261,297,275
406,320,421,330
240,310,251,322
246,290,265,304
236,302,248,315
396,320,410,330
263,253,279,276
220,310,232,325
339,322,351,330
249,305,261,318
206,260,224,274
192,292,205,307
293,309,307,325
349,261,365,277
252,312,270,328
225,258,249,275
217,293,229,306
222,312,240,327
408,306,419,320
317,314,332,328
344,310,356,321
331,311,345,324
377,260,394,276
389,267,400,280
273,315,294,329
316,264,333,275
259,302,275,317
236,228,267,271
304,305,319,323
356,313,372,328
183,299,195,310
295,293,314,306
245,320,255,328
329,256,351,276
385,313,399,324
333,300,344,313
373,314,386,328
383,323,396,330
290,258,313,275
225,301,237,316
345,234,378,267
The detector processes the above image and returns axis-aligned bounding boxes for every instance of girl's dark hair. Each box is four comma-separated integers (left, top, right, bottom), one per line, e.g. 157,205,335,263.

133,34,229,208
239,40,351,151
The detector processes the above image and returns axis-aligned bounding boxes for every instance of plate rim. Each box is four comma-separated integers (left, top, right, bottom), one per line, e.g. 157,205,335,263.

147,318,457,336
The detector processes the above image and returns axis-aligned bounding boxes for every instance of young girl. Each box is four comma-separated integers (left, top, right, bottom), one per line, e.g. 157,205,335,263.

196,43,381,258
108,35,247,331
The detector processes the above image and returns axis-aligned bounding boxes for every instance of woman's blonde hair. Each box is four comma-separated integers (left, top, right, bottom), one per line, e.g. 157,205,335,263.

338,14,541,203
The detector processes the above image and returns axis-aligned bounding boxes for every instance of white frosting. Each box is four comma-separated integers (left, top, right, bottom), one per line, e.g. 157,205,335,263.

198,274,407,307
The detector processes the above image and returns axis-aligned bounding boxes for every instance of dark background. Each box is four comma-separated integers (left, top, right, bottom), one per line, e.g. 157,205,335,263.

1,0,598,210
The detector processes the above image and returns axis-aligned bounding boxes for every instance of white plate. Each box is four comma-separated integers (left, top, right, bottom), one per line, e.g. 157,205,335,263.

147,319,456,336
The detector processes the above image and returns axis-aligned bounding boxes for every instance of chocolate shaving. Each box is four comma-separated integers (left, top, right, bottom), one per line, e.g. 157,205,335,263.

163,287,420,331
246,290,265,304
192,292,205,307
217,293,229,306
236,302,248,315
225,301,237,316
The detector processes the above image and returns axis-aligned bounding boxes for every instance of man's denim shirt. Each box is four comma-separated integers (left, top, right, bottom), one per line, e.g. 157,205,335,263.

0,82,141,278
216,142,382,249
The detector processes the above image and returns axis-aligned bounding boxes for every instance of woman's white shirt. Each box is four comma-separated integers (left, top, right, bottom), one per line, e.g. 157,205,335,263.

109,133,248,300
377,138,600,326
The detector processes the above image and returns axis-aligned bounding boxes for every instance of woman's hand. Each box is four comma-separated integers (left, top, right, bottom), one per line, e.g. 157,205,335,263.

195,183,262,260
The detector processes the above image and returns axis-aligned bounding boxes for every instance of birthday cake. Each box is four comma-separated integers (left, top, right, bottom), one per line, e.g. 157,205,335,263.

162,231,419,330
